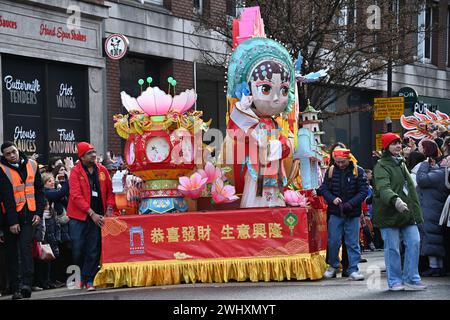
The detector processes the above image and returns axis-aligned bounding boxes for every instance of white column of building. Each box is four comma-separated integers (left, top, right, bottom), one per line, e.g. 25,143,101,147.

88,66,105,154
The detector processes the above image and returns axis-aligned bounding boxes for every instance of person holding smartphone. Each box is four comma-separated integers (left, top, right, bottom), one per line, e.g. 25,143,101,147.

52,164,68,188
373,133,426,291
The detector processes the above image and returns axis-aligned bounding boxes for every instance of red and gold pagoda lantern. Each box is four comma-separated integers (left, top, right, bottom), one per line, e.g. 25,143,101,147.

114,77,209,214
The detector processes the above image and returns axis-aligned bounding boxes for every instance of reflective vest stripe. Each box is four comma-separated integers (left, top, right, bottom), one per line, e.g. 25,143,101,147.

2,165,13,182
29,160,37,173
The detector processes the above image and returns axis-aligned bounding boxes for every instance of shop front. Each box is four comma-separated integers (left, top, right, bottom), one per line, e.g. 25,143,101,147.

398,86,450,116
2,55,89,163
0,0,108,162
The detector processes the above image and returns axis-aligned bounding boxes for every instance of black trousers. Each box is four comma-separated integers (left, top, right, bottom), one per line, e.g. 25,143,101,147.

54,241,72,282
5,223,34,292
0,242,9,292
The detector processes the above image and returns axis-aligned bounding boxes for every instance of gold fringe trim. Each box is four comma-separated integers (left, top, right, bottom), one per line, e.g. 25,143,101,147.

94,251,327,288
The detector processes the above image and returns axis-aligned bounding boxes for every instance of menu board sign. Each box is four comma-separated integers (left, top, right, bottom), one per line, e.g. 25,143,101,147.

48,119,87,158
47,63,87,119
2,55,44,116
3,115,45,156
2,56,89,162
2,56,45,158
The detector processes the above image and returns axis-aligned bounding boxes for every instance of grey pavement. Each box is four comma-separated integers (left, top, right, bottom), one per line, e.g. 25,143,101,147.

1,250,449,300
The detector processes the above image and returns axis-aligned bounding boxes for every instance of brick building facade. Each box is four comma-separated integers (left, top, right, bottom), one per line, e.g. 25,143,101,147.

318,0,450,168
1,0,448,167
0,0,108,163
104,0,228,156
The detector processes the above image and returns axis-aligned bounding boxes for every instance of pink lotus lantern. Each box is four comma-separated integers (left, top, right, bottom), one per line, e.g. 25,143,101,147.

121,87,197,117
197,161,224,184
178,173,208,199
284,190,309,207
211,179,239,204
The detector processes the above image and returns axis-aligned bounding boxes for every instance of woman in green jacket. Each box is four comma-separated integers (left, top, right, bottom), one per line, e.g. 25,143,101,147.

373,133,426,291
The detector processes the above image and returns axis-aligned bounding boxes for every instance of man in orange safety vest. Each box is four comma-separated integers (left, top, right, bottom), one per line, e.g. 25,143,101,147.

0,141,45,300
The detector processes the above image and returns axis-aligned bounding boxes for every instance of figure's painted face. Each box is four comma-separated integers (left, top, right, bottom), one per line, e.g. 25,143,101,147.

249,61,290,117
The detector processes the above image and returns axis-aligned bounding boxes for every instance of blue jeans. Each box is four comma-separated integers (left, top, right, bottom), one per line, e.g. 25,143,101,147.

327,215,361,274
381,225,421,288
69,218,101,283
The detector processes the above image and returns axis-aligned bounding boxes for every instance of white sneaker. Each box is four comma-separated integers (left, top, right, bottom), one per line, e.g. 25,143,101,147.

389,283,405,291
348,271,365,281
323,267,337,279
404,281,427,291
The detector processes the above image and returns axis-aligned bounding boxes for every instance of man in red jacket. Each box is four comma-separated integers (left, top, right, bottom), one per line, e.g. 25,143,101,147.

67,142,115,291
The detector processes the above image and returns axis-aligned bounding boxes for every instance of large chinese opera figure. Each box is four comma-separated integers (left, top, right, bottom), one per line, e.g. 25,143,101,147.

224,37,296,208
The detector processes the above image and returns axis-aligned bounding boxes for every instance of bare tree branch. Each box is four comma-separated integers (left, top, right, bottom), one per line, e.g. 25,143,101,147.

195,0,431,112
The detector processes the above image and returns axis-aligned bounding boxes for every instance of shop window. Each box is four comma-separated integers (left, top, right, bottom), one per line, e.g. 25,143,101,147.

195,63,227,135
418,5,432,63
193,0,203,15
2,55,88,163
139,0,163,5
337,0,356,44
120,55,163,104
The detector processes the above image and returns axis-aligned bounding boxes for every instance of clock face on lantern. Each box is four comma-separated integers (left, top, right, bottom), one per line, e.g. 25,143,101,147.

181,138,193,162
127,141,135,165
146,136,170,163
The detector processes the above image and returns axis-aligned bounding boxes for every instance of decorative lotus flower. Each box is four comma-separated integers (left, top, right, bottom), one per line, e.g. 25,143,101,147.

284,190,309,207
197,162,224,184
171,89,197,114
120,92,143,114
178,172,207,199
121,87,197,117
137,87,172,116
211,179,239,204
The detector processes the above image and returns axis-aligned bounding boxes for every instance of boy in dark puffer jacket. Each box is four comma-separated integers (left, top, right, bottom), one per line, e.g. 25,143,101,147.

318,147,368,281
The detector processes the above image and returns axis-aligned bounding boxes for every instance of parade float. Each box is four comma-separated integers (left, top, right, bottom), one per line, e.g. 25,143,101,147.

94,6,329,289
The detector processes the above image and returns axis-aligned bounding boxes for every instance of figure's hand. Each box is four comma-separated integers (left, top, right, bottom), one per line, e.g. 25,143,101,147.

10,224,21,234
428,157,436,167
240,95,253,110
395,198,409,213
32,215,41,227
56,173,66,182
333,197,342,205
440,156,450,167
106,206,114,218
90,212,104,228
64,156,73,166
342,202,353,213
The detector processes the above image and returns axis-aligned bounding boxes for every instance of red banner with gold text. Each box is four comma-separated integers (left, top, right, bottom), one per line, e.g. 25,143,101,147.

101,207,327,263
